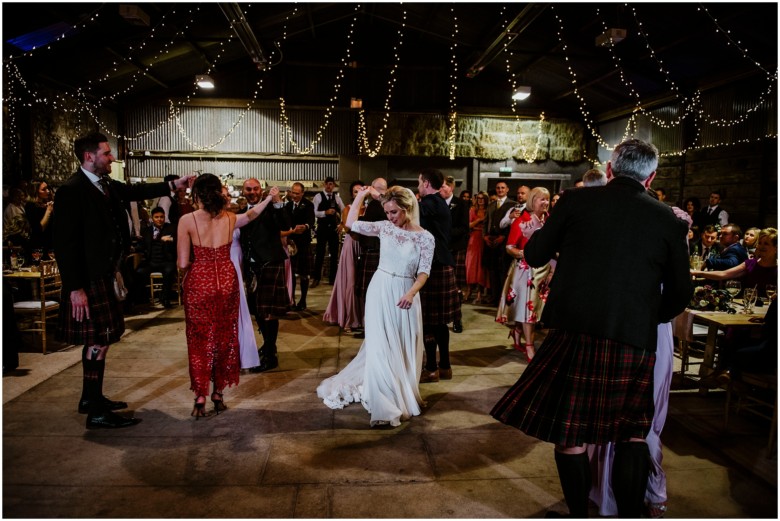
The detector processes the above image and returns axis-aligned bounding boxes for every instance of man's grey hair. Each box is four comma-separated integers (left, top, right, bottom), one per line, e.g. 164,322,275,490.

610,138,659,182
371,177,388,193
582,169,607,187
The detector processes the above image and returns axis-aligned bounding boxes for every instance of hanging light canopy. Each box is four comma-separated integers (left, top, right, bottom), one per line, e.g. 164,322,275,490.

512,85,531,101
196,74,215,89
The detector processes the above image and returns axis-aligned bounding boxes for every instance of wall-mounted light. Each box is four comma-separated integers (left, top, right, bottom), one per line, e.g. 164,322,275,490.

196,74,215,89
350,97,363,109
512,86,531,101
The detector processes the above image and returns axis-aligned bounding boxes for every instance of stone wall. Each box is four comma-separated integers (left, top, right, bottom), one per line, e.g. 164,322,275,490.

368,113,586,162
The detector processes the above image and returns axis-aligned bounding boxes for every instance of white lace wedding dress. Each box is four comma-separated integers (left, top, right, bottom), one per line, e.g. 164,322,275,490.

317,220,435,426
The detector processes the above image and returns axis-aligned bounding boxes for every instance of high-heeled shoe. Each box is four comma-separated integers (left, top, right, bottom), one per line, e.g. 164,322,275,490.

191,397,207,419
525,343,536,362
211,392,227,414
473,293,483,305
508,329,525,352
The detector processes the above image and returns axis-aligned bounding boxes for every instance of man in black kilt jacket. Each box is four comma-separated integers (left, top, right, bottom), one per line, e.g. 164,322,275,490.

239,180,292,373
417,168,460,383
490,139,691,517
53,132,194,429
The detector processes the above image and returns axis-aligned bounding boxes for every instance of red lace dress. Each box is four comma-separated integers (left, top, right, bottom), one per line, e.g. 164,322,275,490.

183,220,241,397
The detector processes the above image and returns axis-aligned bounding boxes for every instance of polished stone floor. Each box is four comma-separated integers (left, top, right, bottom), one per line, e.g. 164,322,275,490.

3,282,777,518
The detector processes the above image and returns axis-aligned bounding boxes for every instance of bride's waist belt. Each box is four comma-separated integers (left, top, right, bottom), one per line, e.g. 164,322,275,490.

378,267,414,279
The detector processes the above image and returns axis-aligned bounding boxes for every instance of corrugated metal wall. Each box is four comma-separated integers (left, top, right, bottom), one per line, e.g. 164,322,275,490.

123,104,355,181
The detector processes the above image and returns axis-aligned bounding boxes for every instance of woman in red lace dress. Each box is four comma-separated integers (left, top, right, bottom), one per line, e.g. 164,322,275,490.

177,174,278,418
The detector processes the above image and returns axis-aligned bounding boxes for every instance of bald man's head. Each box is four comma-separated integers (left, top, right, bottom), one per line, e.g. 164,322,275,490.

372,177,388,193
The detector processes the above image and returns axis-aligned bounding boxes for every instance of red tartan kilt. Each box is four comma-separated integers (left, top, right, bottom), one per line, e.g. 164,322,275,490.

420,264,459,325
255,262,291,317
57,273,125,346
490,329,655,447
453,249,467,287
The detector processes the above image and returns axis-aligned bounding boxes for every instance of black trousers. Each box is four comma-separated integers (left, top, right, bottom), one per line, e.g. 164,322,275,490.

313,228,339,283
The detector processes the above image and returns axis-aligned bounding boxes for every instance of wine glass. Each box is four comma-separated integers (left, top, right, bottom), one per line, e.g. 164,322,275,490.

725,280,741,298
766,284,777,301
13,255,25,270
742,287,758,314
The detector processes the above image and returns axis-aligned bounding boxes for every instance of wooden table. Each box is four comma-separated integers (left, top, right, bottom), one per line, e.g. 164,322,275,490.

675,302,768,394
3,269,43,298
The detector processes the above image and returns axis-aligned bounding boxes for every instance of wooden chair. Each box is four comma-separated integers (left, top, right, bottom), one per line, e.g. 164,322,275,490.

725,372,777,453
13,260,61,355
149,271,181,305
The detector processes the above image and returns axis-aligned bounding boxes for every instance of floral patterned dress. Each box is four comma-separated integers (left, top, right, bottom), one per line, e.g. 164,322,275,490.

183,216,241,396
496,212,552,325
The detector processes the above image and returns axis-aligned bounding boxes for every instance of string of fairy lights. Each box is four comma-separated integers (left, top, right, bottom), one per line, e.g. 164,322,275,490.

501,13,546,164
356,8,406,157
278,5,360,155
2,4,776,161
447,7,459,160
549,4,777,160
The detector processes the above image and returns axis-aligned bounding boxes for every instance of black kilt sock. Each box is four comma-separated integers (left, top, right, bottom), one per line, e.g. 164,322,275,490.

554,450,591,518
80,346,103,414
612,441,651,518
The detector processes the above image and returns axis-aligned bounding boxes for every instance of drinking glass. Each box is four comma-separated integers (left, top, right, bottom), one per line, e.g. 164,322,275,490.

13,255,25,270
742,287,758,314
725,280,741,298
766,284,777,301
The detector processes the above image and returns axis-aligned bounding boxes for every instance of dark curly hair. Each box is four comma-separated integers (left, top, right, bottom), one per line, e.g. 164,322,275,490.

191,173,226,216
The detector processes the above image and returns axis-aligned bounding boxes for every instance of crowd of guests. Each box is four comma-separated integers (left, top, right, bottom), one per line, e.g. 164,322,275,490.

3,132,776,519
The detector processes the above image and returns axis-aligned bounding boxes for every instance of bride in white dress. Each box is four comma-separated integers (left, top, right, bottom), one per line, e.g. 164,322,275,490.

317,185,434,427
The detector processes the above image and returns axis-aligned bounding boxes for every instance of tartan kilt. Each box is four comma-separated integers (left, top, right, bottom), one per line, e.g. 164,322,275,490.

255,261,291,318
289,241,312,275
57,273,125,346
420,264,459,325
356,250,380,300
453,249,467,288
490,329,655,447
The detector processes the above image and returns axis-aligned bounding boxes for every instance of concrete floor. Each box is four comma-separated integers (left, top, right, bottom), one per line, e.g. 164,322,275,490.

3,282,777,518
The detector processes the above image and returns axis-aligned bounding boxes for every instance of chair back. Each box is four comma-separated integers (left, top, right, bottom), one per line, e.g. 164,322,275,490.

39,260,62,301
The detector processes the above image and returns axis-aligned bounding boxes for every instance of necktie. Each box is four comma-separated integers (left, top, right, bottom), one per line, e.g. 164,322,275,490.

703,247,709,258
328,193,333,201
294,203,298,211
98,177,111,198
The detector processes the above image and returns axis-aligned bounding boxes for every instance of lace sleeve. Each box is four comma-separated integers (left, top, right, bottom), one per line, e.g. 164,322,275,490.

350,220,384,237
417,231,435,276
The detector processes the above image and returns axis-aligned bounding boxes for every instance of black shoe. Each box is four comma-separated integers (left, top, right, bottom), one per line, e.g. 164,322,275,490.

248,356,279,373
78,396,129,415
453,320,463,333
310,279,320,288
293,301,307,311
353,331,365,339
86,410,141,429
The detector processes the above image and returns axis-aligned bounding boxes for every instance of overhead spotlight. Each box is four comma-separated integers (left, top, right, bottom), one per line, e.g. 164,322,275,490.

512,86,531,101
350,97,363,109
196,74,215,89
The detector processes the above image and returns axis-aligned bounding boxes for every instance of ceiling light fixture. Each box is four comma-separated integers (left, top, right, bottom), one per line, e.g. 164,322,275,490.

350,97,363,109
196,74,215,89
512,85,531,101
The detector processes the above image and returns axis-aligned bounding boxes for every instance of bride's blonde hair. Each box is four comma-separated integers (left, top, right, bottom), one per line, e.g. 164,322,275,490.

381,186,420,227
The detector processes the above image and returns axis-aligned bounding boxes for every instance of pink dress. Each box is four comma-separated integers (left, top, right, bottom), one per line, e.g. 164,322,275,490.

323,233,363,329
465,207,487,286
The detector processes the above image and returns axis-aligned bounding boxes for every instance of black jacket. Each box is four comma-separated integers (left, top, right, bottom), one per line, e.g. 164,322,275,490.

524,176,691,352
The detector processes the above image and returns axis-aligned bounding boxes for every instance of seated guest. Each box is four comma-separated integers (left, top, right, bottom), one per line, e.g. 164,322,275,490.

704,223,748,271
582,168,607,187
135,207,177,308
690,224,720,259
691,227,777,298
24,180,55,256
3,187,30,250
742,227,760,258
